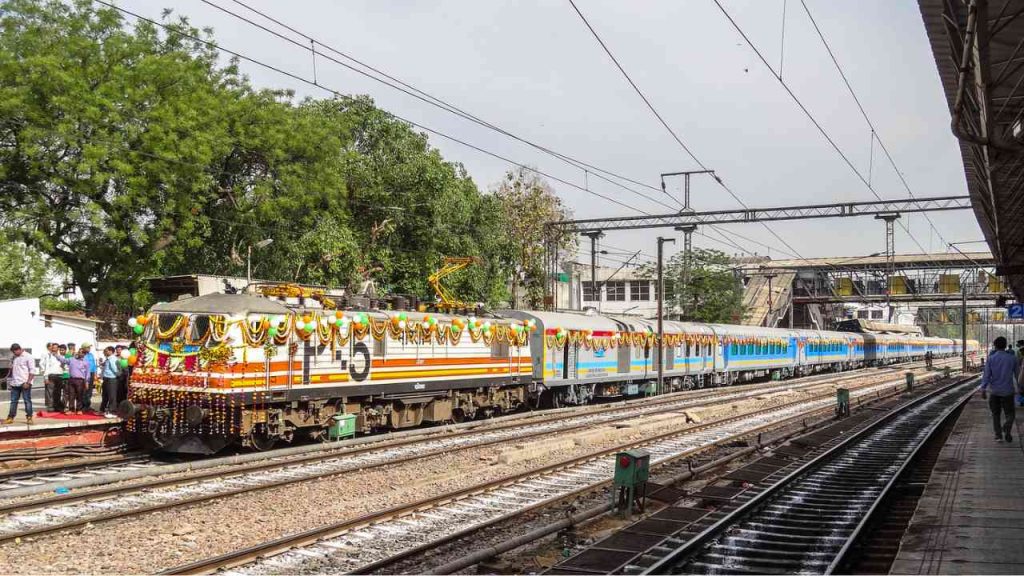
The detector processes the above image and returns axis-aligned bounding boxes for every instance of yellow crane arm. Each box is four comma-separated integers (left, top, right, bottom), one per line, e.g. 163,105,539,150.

428,257,479,309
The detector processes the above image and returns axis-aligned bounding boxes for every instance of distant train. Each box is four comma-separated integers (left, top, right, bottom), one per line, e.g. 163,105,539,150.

119,293,979,454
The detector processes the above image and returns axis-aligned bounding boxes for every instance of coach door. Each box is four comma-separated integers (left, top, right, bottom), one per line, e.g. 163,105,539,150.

510,341,520,382
617,343,631,374
564,344,578,380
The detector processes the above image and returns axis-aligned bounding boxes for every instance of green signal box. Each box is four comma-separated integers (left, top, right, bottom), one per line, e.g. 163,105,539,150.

836,388,850,419
613,449,650,515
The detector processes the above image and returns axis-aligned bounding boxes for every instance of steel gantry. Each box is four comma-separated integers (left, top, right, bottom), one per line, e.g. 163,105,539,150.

547,196,971,234
544,196,974,311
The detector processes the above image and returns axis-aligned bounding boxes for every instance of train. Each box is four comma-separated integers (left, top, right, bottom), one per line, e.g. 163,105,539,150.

119,292,980,454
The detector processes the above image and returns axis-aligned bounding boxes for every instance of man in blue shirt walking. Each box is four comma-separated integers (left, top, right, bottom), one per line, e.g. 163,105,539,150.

980,336,1020,442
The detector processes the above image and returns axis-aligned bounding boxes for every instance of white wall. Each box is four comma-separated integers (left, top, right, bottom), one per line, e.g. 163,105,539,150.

42,315,98,352
0,298,44,358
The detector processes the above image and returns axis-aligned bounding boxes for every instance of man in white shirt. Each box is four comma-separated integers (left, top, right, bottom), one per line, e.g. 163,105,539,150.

39,342,66,412
5,344,35,424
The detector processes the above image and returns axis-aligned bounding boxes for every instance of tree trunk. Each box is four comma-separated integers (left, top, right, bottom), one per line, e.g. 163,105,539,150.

71,267,102,314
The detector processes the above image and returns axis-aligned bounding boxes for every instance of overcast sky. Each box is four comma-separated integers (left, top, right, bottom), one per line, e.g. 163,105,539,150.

118,0,985,266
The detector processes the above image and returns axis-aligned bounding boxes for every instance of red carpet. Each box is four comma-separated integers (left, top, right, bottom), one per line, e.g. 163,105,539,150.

34,411,104,421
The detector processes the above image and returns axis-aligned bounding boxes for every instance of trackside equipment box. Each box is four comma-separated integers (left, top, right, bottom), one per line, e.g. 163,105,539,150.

614,449,650,487
613,449,650,515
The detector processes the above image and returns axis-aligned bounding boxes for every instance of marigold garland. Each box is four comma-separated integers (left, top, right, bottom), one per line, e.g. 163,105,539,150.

148,311,532,349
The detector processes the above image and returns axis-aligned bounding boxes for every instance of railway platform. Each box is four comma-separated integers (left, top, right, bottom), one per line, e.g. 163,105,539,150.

0,411,123,456
892,391,1024,575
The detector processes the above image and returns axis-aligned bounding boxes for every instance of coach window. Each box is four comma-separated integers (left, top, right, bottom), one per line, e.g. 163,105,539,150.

730,343,738,355
374,333,386,358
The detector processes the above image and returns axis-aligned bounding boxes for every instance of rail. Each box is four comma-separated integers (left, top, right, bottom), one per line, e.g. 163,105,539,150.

641,375,977,574
160,371,949,575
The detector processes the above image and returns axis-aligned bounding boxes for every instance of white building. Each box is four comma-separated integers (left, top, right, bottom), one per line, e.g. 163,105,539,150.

839,302,919,326
0,298,104,371
557,262,662,317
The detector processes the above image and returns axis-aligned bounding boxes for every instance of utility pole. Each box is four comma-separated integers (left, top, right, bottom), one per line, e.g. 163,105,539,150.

661,170,714,321
247,238,273,287
661,170,715,212
673,225,697,317
874,213,900,321
581,231,604,311
657,236,676,395
961,282,968,372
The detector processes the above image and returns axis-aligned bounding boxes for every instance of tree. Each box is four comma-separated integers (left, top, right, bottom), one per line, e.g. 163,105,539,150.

329,96,511,305
642,248,745,323
0,0,257,310
0,1,517,311
492,167,575,308
0,235,65,300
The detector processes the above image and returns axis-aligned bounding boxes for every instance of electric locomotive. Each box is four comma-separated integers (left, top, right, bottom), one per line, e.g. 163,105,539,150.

121,292,978,454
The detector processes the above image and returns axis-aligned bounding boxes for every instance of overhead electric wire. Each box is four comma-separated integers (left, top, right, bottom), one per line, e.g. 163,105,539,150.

202,0,685,215
219,1,799,260
797,0,951,249
195,0,787,259
211,0,795,261
91,1,649,218
712,0,930,254
566,0,805,260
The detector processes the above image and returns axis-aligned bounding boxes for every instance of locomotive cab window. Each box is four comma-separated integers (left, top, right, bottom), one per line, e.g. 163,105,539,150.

190,314,211,343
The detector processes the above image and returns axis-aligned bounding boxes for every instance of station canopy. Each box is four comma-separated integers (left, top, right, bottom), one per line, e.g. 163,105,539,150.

919,0,1024,300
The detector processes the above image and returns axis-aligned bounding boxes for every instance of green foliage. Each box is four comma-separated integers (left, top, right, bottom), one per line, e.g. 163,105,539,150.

0,1,513,310
0,235,64,299
641,248,745,323
39,295,84,312
0,0,247,309
492,167,575,308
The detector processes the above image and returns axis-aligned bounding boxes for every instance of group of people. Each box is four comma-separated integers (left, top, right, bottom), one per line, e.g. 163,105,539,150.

5,341,133,425
979,336,1024,443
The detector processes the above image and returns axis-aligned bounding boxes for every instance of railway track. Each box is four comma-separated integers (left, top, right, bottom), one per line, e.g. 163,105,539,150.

635,377,975,575
161,372,941,576
0,364,930,545
0,453,157,492
0,359,947,501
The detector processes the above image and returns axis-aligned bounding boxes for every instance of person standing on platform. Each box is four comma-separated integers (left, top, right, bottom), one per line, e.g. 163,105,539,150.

66,349,88,414
4,344,35,425
81,343,97,412
40,342,66,412
99,346,120,418
58,344,69,410
980,336,1020,442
